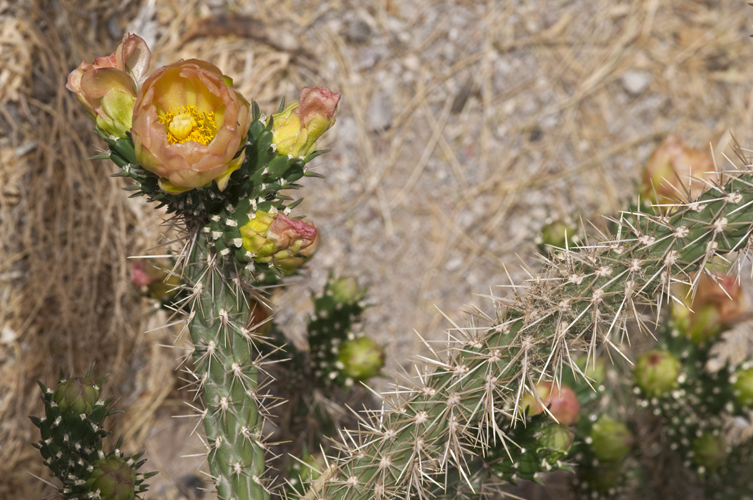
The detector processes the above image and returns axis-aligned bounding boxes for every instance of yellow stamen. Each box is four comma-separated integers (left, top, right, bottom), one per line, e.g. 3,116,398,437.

158,105,217,145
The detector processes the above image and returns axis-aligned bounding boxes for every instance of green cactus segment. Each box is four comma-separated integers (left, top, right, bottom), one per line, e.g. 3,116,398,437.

313,173,753,499
185,236,270,500
31,374,153,500
103,103,313,224
307,276,382,388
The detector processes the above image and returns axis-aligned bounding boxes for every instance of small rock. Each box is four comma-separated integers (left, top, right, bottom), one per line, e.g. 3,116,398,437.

366,92,393,132
621,70,651,96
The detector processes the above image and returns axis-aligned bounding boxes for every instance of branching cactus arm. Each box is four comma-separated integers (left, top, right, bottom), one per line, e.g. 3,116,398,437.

307,167,753,499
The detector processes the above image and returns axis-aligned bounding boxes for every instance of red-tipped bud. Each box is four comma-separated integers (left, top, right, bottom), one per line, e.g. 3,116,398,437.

634,349,681,398
524,381,580,425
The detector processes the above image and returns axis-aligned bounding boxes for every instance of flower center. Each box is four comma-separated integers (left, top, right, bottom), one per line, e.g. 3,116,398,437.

158,105,217,145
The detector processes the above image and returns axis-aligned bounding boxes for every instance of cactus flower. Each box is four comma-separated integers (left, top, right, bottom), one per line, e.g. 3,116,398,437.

66,33,151,138
524,381,580,425
240,210,318,265
590,416,634,463
634,349,681,398
275,227,320,275
338,336,385,381
53,377,100,415
270,86,341,157
640,135,716,209
131,59,251,193
87,456,136,500
672,272,747,343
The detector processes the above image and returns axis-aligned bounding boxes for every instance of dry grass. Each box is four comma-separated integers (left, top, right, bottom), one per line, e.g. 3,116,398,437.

3,0,753,498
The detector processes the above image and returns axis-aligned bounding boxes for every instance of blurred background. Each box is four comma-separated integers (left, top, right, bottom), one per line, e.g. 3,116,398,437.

2,0,753,498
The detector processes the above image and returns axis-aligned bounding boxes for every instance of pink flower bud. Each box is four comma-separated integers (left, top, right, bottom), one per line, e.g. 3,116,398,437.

66,34,151,138
271,86,341,157
640,135,716,210
240,210,318,265
524,381,580,425
672,272,747,343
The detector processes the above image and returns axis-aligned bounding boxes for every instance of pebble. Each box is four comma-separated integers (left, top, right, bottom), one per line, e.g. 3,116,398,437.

366,92,393,132
621,70,652,96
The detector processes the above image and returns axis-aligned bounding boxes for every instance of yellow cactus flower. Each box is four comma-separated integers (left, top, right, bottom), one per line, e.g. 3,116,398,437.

66,33,151,138
270,86,341,157
131,59,251,192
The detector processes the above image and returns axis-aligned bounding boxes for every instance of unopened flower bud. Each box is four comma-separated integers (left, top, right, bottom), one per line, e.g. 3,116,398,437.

338,336,385,381
53,377,99,415
538,423,575,462
589,416,633,463
733,367,753,408
240,211,317,265
538,218,578,252
87,456,136,500
634,349,681,398
276,228,320,275
66,34,151,138
523,381,580,425
130,260,181,302
672,272,747,344
271,87,341,157
640,135,715,210
692,433,726,471
330,276,363,304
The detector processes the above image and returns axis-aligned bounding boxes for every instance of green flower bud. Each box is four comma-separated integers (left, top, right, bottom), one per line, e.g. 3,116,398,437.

634,349,681,398
692,433,726,471
338,336,385,381
538,218,578,252
590,416,633,463
331,276,363,304
538,423,574,463
87,456,136,500
53,377,99,415
733,367,753,407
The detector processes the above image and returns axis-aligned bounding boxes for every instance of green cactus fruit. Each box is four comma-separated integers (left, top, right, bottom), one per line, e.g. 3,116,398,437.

538,423,574,462
634,349,681,398
733,367,753,407
331,276,363,304
87,456,137,500
338,336,385,381
53,376,100,415
692,433,727,471
590,416,634,463
523,381,580,425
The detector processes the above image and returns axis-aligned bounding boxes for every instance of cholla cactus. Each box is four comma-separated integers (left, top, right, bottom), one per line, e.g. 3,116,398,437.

46,31,753,500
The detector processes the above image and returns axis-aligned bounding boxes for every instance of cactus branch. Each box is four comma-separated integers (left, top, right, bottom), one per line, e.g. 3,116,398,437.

308,166,753,499
185,232,271,500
